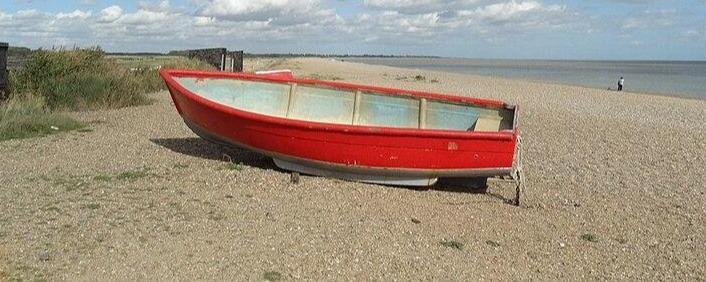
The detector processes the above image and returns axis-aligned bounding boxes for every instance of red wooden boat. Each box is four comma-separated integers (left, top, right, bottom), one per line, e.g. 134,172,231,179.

160,69,519,186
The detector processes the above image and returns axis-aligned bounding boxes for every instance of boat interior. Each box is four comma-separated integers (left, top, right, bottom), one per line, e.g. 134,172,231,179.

175,77,515,132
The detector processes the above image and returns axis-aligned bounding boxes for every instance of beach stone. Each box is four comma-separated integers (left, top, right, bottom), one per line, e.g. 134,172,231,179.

38,250,50,261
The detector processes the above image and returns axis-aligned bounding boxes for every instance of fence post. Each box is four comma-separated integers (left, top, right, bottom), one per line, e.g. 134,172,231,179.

233,50,243,72
219,48,226,71
186,48,243,72
188,48,228,71
0,42,8,99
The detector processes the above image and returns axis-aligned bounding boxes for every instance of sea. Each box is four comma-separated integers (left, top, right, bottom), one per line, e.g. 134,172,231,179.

344,58,706,99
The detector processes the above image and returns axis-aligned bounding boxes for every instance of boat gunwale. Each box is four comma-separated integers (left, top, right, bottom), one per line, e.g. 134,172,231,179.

160,69,518,141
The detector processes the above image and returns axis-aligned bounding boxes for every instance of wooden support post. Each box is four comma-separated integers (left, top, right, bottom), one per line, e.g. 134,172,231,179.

232,50,243,72
0,42,7,100
220,51,226,71
419,98,427,129
513,134,524,207
290,172,300,184
352,90,362,125
286,83,297,117
187,47,229,71
515,180,521,206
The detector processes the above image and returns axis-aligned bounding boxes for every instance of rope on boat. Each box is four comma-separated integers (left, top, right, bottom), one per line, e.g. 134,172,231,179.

512,134,526,206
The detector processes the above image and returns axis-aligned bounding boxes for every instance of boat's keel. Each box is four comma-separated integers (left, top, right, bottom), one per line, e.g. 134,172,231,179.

273,158,438,186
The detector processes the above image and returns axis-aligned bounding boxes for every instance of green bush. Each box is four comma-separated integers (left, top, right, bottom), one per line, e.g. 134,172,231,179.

0,93,83,141
2,48,213,141
11,48,149,111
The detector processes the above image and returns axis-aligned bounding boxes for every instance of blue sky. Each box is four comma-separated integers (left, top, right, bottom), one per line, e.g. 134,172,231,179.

1,0,704,60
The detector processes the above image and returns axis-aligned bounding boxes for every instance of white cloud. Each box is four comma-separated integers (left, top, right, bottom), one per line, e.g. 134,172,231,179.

351,0,569,45
7,0,696,58
457,0,566,28
117,9,171,25
99,6,123,23
363,0,488,14
0,0,573,51
621,9,674,31
197,0,330,24
466,1,541,21
56,10,92,20
14,9,46,20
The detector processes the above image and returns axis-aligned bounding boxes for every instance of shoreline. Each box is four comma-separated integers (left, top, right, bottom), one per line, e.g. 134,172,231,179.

340,58,705,101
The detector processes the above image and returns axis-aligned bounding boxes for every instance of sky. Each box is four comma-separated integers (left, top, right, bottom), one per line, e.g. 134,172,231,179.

0,0,705,60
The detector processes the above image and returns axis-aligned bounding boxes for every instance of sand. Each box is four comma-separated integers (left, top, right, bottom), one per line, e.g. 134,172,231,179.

0,57,704,280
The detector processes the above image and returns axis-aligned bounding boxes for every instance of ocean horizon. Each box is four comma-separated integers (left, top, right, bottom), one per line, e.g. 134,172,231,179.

345,57,706,99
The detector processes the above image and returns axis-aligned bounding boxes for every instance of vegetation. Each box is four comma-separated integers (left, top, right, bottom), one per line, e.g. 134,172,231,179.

440,240,464,250
172,163,189,169
303,73,343,81
225,161,245,171
0,93,83,141
84,203,101,210
263,271,283,281
581,233,598,242
7,46,33,58
116,168,154,181
117,56,213,94
485,240,501,247
1,47,211,142
11,48,150,110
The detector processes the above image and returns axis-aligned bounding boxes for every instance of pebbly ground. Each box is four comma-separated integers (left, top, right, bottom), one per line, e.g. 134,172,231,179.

0,58,704,280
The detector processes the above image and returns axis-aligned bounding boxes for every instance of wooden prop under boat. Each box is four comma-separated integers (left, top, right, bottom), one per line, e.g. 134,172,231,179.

159,69,520,186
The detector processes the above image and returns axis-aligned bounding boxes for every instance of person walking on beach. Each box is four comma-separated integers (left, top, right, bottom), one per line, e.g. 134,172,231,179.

618,77,624,91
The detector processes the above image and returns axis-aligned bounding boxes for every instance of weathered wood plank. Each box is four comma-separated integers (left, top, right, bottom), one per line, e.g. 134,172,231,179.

0,42,8,99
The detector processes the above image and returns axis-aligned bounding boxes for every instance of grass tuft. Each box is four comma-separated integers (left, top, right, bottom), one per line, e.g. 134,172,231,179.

225,162,244,171
440,240,464,250
581,233,598,242
485,240,501,248
0,94,83,141
303,73,343,81
263,271,283,281
51,176,89,191
93,175,113,182
116,168,153,181
173,163,189,169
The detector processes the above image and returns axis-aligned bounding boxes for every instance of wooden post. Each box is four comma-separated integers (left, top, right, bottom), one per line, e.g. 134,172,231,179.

187,48,226,70
220,50,226,71
186,48,242,72
232,50,243,72
0,42,7,100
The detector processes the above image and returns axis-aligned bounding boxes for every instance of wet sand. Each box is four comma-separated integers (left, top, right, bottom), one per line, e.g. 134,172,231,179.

0,57,704,280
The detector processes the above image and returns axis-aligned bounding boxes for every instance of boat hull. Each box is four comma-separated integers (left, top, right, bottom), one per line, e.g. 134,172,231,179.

161,69,518,186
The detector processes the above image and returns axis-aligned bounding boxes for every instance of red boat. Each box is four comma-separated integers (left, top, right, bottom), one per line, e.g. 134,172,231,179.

160,69,519,186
